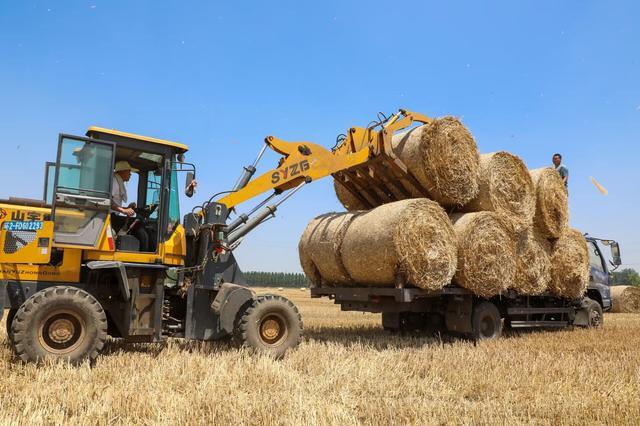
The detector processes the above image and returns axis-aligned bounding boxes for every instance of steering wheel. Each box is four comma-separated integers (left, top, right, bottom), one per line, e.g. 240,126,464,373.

135,203,158,220
125,203,158,234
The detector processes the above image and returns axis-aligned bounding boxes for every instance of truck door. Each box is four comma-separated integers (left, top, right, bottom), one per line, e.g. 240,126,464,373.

51,134,116,248
588,241,609,286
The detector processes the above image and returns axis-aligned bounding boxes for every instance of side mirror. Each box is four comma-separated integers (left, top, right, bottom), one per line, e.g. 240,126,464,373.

610,242,622,266
185,171,196,198
152,190,160,205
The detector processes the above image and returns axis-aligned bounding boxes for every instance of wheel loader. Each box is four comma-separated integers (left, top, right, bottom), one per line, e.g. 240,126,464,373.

0,110,432,364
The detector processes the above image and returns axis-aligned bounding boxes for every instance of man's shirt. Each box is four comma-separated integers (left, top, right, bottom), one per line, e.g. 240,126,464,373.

555,164,569,187
111,174,128,215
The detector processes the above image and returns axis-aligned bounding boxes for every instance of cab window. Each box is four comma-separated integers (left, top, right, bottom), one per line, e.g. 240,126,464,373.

44,162,56,205
589,242,605,273
145,171,162,220
167,165,180,235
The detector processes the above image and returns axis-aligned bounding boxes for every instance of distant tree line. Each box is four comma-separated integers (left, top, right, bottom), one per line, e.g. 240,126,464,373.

244,271,310,287
611,268,640,286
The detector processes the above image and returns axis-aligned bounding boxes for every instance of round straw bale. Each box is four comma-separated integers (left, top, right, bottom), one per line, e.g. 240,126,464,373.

530,167,569,239
395,117,480,207
610,285,640,313
514,228,551,295
298,212,358,287
463,152,535,232
340,199,457,290
333,180,369,211
333,116,480,210
450,212,516,298
549,228,589,299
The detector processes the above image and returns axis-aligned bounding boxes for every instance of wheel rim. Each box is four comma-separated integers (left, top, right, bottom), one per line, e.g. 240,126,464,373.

479,315,496,338
38,309,85,355
589,308,602,327
259,313,288,346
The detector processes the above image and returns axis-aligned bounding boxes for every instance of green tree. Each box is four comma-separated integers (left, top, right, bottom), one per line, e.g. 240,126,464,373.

611,268,640,286
244,271,310,287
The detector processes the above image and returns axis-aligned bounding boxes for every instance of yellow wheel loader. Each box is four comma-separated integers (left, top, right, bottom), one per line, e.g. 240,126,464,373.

0,110,432,364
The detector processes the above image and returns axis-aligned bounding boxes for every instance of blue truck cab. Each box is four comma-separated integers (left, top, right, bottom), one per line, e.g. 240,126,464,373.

585,236,622,311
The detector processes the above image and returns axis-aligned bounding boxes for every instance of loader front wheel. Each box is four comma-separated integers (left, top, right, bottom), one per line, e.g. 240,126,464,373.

5,309,17,344
237,295,303,358
10,286,108,365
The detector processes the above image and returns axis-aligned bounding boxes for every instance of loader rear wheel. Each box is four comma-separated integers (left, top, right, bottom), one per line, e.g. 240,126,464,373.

237,295,303,358
10,286,107,365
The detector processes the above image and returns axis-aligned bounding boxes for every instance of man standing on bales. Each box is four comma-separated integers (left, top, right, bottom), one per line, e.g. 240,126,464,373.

552,153,569,188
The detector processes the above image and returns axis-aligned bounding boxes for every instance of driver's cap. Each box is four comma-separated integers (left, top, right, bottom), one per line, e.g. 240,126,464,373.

114,161,139,173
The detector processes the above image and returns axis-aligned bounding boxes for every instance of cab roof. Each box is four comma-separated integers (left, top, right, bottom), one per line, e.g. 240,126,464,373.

86,126,189,153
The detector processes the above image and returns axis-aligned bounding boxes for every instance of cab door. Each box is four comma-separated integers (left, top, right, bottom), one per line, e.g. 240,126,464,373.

52,134,116,248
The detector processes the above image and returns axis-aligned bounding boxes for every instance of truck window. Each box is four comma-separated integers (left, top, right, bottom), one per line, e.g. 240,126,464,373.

589,242,605,273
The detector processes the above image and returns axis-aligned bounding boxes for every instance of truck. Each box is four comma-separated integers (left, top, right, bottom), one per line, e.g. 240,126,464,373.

311,236,622,338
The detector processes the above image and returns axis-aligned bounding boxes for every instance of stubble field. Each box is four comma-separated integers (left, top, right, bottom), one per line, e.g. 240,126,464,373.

1,287,639,425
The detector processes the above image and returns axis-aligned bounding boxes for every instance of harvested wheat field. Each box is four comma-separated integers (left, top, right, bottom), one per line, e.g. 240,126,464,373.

1,288,640,425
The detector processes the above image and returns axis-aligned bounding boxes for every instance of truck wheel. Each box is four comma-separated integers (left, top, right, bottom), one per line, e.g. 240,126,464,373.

586,299,604,328
471,301,502,340
5,309,17,344
237,295,303,358
10,286,108,365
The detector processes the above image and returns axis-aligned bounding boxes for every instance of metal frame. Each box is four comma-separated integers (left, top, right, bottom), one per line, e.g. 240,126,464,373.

51,134,117,248
311,285,583,331
42,161,56,204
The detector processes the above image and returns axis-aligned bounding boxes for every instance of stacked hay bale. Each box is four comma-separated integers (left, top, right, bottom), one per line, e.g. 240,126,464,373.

299,199,457,291
301,115,586,299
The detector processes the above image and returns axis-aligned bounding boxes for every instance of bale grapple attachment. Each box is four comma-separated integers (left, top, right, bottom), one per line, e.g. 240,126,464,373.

331,110,433,209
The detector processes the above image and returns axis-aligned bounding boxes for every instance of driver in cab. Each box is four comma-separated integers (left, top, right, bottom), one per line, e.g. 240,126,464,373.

111,161,149,252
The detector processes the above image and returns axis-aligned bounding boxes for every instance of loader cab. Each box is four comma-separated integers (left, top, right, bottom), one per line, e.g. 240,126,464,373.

46,127,190,259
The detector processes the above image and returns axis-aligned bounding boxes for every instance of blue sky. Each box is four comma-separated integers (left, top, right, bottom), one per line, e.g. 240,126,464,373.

1,1,638,272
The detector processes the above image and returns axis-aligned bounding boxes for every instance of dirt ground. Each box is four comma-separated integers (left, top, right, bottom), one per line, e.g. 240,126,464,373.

1,287,639,425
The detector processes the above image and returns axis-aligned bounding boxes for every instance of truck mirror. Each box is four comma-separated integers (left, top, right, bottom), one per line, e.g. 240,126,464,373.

185,172,196,197
610,242,622,266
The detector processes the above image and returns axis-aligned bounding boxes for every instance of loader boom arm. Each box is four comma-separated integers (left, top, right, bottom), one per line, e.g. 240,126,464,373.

217,136,369,209
215,109,432,211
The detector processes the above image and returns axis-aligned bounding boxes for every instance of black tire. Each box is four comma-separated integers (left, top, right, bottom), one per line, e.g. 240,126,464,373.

471,301,502,340
5,309,17,345
586,298,604,328
237,295,303,358
10,286,108,365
